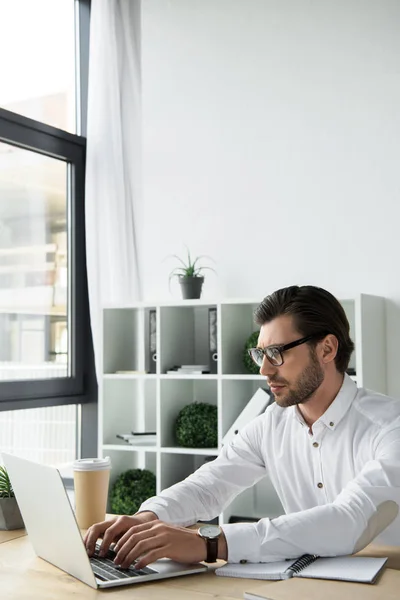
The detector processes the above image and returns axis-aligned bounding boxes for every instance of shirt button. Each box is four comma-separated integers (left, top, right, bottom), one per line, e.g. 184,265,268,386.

329,422,334,427
313,442,319,448
317,482,324,489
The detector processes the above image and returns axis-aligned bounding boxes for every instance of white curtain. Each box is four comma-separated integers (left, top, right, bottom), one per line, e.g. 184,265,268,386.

85,0,142,376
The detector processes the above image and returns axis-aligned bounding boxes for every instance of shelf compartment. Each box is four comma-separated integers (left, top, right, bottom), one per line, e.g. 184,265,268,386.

221,379,271,441
160,452,218,492
102,378,157,445
220,302,260,375
103,308,141,374
159,304,218,374
159,378,218,448
104,449,157,511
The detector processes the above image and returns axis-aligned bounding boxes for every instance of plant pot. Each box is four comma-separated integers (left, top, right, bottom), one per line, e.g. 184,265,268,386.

0,497,24,530
179,276,204,300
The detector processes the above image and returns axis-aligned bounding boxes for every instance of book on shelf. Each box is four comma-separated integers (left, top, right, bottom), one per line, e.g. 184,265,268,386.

116,432,157,445
215,554,387,586
166,365,211,375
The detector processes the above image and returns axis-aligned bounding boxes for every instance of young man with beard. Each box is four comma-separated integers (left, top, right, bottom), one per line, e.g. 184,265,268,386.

85,286,400,569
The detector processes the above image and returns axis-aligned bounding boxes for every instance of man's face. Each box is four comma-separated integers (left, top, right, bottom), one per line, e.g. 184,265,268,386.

258,315,324,408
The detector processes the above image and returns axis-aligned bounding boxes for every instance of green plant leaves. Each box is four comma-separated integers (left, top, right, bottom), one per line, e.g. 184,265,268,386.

166,248,216,280
0,466,14,498
109,469,156,515
243,331,261,375
175,402,218,448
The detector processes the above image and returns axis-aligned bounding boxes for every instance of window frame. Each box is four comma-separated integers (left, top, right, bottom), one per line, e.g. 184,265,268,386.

0,0,94,414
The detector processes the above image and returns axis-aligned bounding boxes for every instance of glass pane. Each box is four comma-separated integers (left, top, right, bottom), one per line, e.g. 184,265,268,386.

0,0,76,133
0,405,77,465
0,141,69,381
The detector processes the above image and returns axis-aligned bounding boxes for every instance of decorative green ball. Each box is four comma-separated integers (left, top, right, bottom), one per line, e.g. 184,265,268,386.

175,402,218,448
110,469,156,515
243,331,261,374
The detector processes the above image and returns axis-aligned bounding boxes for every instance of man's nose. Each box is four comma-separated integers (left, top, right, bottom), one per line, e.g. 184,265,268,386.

259,356,278,378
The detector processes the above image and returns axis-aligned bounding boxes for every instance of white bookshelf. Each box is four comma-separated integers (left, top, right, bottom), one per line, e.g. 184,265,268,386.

99,294,386,524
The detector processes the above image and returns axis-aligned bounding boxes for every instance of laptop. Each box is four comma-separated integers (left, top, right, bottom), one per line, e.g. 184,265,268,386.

2,453,208,589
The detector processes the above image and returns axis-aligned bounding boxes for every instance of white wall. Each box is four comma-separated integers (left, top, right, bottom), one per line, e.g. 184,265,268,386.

139,0,400,395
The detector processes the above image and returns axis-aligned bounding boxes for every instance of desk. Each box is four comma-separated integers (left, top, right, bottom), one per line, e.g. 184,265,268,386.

0,532,398,600
0,527,26,544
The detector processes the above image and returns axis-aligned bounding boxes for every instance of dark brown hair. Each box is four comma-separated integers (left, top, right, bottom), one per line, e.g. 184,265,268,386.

254,285,354,373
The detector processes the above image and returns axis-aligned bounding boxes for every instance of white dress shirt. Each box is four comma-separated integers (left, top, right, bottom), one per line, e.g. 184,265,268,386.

139,375,400,563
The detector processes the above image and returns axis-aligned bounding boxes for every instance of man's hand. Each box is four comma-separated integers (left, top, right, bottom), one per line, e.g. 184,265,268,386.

112,521,221,569
84,511,158,557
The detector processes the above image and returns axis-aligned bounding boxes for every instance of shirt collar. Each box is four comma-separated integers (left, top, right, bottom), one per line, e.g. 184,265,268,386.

292,373,358,429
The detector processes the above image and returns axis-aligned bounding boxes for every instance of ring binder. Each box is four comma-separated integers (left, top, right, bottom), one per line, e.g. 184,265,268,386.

208,307,218,374
149,309,157,374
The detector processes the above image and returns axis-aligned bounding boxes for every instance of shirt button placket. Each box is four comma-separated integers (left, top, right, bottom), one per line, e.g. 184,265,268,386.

311,433,325,500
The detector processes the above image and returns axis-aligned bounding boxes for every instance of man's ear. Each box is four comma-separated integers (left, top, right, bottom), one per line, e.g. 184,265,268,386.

320,334,338,365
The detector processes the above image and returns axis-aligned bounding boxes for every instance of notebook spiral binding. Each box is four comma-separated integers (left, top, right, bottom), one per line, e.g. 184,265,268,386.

287,554,319,574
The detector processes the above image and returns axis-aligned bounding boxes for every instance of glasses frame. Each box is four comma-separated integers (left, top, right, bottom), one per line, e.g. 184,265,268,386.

248,333,327,368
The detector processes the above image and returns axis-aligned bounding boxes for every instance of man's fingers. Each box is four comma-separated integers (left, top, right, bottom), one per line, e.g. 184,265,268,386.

114,521,158,552
98,515,149,556
114,526,162,565
118,537,165,569
84,519,116,555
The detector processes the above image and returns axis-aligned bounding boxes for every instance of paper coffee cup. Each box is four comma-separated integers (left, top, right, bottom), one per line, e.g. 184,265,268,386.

73,457,111,529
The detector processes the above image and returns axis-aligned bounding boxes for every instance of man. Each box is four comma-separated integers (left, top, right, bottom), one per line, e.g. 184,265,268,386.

85,285,400,570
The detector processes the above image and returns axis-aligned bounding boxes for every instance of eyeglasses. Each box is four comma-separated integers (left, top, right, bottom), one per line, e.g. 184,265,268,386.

248,334,325,368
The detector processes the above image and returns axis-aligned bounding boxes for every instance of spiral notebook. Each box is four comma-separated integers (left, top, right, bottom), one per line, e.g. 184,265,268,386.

216,554,387,584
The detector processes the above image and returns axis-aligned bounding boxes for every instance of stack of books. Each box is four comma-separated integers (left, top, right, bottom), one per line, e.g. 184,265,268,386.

116,431,157,445
166,364,210,375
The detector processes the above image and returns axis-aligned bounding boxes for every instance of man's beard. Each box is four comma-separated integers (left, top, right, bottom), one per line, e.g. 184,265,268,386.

270,350,325,408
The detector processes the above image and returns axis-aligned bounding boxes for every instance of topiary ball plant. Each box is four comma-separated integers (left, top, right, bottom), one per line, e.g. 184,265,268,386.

175,402,217,448
110,469,156,515
243,331,261,375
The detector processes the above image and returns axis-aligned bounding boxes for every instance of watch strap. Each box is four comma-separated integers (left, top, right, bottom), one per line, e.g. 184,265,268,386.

205,536,218,563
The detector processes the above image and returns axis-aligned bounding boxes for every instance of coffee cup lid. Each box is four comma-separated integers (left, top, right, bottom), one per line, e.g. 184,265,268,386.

72,457,111,471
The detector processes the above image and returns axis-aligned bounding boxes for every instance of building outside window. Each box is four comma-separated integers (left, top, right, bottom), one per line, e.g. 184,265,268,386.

0,0,92,467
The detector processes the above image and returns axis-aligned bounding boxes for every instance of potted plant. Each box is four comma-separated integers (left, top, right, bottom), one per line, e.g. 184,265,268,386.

0,465,24,530
109,469,156,515
175,402,218,448
168,248,216,299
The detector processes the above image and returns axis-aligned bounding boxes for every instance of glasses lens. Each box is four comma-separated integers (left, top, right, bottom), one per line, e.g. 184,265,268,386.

249,348,263,367
266,347,283,366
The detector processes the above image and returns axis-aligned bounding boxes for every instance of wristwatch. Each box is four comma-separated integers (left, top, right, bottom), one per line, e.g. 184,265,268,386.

197,524,222,563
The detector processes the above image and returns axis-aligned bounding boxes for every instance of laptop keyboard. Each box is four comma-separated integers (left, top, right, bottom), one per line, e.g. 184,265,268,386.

90,543,157,582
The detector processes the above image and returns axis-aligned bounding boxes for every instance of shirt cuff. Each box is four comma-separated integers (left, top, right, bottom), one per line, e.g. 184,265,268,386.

221,522,263,563
137,500,168,522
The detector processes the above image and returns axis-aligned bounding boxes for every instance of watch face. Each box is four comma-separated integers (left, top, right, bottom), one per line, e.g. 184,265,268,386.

199,525,221,539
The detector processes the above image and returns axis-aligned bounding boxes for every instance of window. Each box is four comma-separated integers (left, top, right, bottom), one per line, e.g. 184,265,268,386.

0,0,94,463
0,0,76,133
0,143,70,380
0,405,78,465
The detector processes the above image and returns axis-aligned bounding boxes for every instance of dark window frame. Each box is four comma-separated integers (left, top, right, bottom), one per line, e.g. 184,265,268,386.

0,0,95,423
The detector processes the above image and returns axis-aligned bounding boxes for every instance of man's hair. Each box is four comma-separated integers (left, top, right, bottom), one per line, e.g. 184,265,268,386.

254,285,355,373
